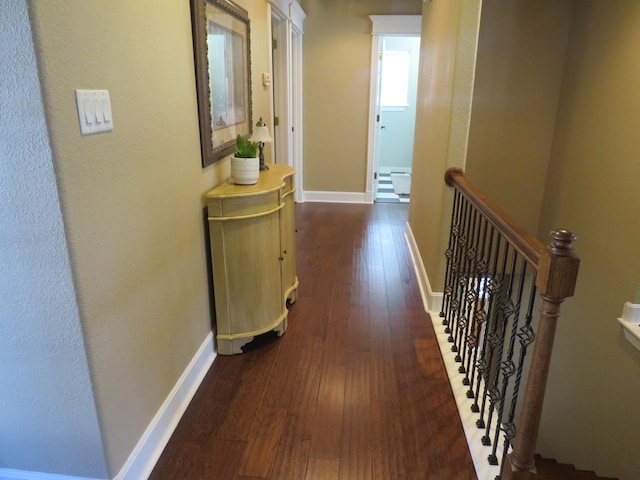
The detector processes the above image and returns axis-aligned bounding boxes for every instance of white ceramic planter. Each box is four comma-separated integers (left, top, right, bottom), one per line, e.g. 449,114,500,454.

230,156,260,185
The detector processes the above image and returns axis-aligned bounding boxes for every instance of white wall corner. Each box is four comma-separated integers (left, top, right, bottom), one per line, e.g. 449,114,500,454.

404,222,443,315
114,333,216,480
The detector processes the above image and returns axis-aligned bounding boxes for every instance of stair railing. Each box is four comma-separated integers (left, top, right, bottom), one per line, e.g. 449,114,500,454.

442,168,580,480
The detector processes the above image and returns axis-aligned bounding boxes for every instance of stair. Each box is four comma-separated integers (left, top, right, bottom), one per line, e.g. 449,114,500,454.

535,455,618,480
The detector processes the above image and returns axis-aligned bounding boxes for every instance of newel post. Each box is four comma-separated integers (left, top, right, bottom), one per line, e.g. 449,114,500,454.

502,230,580,480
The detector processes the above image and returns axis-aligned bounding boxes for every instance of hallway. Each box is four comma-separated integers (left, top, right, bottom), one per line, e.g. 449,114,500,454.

150,202,476,479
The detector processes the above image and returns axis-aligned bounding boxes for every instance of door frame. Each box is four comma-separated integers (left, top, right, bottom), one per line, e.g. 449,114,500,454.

269,0,305,203
366,15,422,203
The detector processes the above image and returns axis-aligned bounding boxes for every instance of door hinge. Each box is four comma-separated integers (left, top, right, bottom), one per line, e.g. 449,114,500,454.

273,39,278,50
274,116,279,127
376,114,380,122
374,172,378,179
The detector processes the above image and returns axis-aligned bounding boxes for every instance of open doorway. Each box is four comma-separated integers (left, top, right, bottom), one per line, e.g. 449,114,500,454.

375,36,420,203
366,16,421,204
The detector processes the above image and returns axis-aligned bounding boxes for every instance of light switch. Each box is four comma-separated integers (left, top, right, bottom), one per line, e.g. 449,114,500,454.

93,99,104,123
76,89,113,135
102,99,112,122
83,99,94,124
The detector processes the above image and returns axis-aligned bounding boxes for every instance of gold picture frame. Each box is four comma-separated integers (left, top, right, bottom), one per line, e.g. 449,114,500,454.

191,0,253,167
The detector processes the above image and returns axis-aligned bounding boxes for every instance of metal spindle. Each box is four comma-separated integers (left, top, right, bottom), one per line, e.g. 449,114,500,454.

443,169,579,479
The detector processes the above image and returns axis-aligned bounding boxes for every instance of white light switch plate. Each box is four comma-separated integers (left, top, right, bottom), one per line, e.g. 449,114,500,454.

76,89,113,135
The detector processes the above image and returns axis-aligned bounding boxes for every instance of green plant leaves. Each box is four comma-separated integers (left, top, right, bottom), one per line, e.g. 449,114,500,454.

234,134,260,158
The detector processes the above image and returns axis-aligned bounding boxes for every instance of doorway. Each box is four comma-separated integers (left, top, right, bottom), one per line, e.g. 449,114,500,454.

375,36,420,203
366,16,421,204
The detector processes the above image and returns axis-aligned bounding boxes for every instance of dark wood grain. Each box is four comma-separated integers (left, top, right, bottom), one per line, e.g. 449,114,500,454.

149,202,477,480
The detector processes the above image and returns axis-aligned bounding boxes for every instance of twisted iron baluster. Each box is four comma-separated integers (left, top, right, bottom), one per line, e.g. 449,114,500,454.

489,255,527,466
478,241,511,448
469,224,496,402
464,214,491,388
473,235,504,425
458,207,482,373
441,190,463,322
445,195,468,338
449,199,471,347
497,271,538,479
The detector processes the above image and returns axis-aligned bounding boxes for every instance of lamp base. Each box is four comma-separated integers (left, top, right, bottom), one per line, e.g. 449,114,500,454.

258,145,269,170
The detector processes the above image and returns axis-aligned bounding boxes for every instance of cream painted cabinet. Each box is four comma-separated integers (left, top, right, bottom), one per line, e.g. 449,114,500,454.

205,164,298,355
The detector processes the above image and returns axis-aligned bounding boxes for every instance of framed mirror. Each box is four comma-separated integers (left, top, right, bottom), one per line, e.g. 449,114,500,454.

191,0,253,167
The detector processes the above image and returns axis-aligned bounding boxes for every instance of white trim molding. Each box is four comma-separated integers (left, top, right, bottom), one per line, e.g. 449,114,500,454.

404,221,443,313
403,222,501,480
0,333,215,480
369,15,422,35
302,191,372,204
0,471,101,480
114,333,216,480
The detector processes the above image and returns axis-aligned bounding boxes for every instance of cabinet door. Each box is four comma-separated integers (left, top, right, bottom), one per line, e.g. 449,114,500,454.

280,190,298,304
210,210,283,336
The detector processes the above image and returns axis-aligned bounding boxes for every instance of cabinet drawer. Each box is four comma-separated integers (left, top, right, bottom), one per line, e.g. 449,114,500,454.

208,190,280,219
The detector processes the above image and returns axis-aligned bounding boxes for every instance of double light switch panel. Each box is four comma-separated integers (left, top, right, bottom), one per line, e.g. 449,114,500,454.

75,89,113,135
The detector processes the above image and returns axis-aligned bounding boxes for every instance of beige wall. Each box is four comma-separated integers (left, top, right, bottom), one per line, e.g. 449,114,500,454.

409,0,640,478
465,0,573,235
408,0,481,289
536,2,640,478
300,0,422,193
18,0,273,475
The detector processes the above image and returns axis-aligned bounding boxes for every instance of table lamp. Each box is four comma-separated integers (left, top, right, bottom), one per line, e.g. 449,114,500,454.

250,117,273,171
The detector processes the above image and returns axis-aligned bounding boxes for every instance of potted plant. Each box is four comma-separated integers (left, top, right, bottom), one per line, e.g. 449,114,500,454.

230,134,261,185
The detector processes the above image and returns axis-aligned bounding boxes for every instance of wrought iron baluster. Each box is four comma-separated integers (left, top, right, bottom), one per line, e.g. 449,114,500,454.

441,189,463,323
463,213,491,387
468,223,496,402
497,271,538,479
479,241,512,451
458,207,482,374
445,195,468,339
489,254,527,466
449,198,471,347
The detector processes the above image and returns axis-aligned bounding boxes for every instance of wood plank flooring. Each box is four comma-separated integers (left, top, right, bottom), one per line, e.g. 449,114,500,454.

149,202,477,480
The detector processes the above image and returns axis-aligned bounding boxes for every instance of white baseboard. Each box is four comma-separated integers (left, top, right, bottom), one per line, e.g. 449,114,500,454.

115,332,215,480
403,221,502,480
430,316,502,480
404,222,443,313
0,471,101,480
379,166,412,175
302,190,372,204
0,333,215,480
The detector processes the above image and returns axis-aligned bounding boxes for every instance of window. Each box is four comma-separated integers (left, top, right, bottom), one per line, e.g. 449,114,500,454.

380,50,410,109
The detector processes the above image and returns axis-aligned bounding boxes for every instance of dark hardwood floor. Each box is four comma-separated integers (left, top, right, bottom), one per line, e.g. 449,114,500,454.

149,202,476,480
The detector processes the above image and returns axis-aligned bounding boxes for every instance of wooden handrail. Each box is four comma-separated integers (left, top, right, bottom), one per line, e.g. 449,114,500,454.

445,167,543,268
444,168,580,479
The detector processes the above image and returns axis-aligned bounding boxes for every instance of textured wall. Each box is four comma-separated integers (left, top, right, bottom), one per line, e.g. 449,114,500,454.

537,2,640,478
407,0,481,290
0,1,108,476
465,0,573,235
24,0,274,474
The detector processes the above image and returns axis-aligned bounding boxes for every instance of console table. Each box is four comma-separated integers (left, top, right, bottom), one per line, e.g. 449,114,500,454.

205,163,298,355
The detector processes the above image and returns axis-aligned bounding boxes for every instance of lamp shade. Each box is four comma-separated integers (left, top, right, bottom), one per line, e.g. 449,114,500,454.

250,117,273,143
